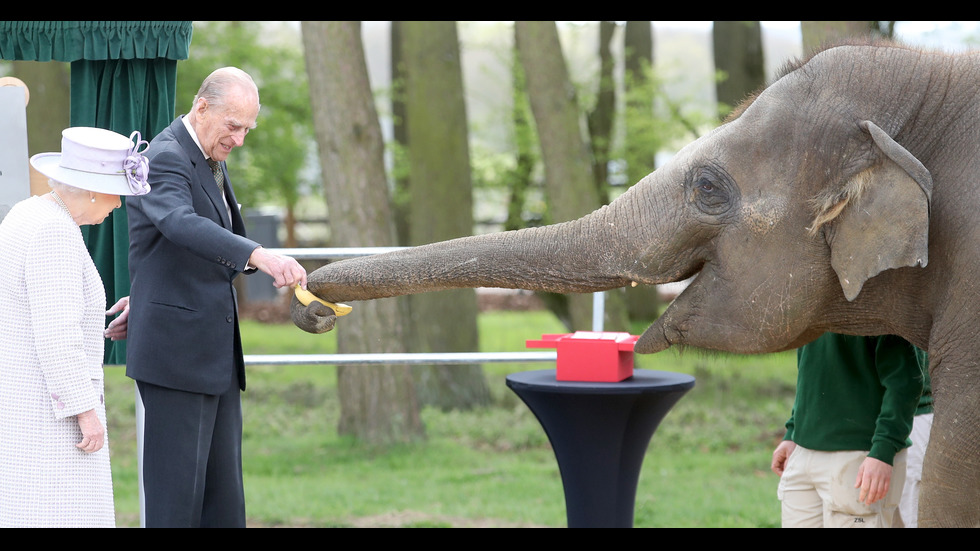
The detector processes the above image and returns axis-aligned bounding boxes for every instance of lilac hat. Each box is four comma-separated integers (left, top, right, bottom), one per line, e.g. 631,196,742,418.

30,127,151,196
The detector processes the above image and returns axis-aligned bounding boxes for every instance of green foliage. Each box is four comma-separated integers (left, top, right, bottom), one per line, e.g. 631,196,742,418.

469,22,723,231
105,310,797,527
468,41,548,231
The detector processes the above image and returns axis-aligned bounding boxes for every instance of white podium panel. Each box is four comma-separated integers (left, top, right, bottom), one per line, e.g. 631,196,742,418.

0,85,30,222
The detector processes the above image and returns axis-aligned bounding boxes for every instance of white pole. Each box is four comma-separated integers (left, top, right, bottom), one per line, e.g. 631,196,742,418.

592,291,605,332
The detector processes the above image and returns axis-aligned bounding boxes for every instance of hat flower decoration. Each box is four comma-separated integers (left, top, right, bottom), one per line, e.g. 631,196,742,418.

123,131,150,195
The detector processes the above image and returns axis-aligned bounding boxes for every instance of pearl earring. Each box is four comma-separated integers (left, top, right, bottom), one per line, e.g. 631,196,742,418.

91,196,96,203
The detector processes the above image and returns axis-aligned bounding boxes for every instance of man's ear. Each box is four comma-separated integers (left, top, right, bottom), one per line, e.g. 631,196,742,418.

192,97,208,118
815,121,932,301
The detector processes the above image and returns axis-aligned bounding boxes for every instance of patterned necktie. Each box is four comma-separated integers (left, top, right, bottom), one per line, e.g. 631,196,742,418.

208,159,224,194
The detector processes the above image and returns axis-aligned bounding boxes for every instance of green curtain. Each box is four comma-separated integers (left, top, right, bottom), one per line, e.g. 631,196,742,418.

1,21,192,364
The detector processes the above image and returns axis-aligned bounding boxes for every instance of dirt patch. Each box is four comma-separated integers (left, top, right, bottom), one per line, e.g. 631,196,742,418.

120,511,545,528
346,510,547,528
248,510,548,528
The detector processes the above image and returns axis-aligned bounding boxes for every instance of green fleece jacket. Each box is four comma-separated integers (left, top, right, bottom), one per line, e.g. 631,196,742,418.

785,333,924,465
914,346,933,415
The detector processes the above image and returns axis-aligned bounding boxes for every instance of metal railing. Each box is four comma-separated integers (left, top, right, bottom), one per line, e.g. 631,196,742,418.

242,247,606,367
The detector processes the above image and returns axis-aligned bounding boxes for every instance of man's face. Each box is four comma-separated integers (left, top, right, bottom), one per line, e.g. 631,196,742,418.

193,87,259,162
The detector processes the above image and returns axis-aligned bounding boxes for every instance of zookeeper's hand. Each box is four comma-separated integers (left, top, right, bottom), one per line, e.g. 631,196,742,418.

104,296,130,341
249,246,307,289
76,409,105,453
771,440,797,476
855,456,893,505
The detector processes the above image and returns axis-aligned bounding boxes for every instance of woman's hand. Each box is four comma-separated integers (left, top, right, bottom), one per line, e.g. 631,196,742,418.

76,409,105,453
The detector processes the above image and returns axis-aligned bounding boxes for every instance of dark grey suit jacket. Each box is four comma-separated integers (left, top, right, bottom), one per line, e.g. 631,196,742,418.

126,116,259,394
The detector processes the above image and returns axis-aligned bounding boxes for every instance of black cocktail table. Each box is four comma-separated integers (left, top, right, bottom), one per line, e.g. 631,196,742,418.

506,369,696,528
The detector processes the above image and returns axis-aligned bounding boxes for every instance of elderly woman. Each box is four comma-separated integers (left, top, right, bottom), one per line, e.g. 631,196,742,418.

0,127,150,527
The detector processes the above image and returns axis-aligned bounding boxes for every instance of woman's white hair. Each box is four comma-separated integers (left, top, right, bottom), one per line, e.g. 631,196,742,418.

48,178,89,198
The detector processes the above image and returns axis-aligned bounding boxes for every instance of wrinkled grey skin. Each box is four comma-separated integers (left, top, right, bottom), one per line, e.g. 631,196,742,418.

293,42,980,526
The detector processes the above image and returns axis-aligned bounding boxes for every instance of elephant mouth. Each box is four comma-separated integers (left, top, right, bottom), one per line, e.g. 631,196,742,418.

632,271,702,354
634,292,695,354
634,323,674,354
632,266,820,356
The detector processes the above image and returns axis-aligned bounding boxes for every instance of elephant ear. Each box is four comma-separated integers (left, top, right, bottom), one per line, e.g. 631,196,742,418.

816,120,932,301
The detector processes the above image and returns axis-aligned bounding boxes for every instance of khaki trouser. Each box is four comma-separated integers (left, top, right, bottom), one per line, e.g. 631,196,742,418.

777,445,907,528
898,413,933,528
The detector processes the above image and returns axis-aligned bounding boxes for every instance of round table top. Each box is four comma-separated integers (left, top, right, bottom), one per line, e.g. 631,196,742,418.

506,369,696,395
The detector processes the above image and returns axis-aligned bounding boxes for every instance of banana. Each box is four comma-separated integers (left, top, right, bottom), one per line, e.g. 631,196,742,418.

294,285,353,316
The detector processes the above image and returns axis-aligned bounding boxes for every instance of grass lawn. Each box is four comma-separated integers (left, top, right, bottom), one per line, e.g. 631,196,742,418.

104,309,797,527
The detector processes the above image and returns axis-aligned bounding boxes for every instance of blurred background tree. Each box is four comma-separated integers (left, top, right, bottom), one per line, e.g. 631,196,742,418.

801,21,895,53
712,21,765,118
302,20,423,445
396,21,490,411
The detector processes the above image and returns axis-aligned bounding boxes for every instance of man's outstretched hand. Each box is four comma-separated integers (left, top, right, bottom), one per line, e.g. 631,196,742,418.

249,246,307,289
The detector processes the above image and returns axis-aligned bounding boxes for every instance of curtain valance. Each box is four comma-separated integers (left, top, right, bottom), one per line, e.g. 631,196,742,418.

0,21,192,62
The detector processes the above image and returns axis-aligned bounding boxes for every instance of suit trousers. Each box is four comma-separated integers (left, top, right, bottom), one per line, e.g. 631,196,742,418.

137,375,246,528
777,445,907,528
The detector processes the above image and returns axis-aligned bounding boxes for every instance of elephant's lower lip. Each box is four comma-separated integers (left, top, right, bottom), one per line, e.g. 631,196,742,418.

634,323,672,354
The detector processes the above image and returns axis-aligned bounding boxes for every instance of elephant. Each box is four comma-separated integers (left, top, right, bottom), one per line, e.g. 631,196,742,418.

292,40,980,527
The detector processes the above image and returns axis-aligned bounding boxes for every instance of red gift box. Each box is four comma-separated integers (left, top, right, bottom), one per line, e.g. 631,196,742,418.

526,331,639,382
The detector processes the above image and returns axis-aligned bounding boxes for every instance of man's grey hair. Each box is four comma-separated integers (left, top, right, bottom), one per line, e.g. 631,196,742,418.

192,67,260,111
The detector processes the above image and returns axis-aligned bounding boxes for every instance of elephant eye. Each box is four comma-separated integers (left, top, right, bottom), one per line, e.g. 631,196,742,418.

689,170,735,216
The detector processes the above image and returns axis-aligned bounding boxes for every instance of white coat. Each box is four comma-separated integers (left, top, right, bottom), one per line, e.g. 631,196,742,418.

0,196,114,527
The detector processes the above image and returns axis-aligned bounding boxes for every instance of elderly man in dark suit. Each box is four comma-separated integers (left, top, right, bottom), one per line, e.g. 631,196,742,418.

126,67,307,527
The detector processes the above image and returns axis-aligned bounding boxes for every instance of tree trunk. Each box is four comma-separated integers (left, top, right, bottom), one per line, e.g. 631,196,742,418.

301,21,424,444
504,51,536,232
623,21,655,186
515,21,629,332
12,60,69,156
283,204,297,248
11,60,70,195
712,21,765,114
587,21,616,206
621,21,663,322
390,21,411,247
586,21,633,332
400,21,489,411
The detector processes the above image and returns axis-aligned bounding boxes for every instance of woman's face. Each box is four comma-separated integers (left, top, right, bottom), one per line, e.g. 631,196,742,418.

83,192,122,225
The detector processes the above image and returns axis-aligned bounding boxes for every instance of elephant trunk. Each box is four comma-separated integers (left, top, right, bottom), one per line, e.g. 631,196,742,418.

308,206,642,304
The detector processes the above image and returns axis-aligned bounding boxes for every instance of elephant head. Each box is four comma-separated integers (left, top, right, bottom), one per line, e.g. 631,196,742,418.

292,44,932,359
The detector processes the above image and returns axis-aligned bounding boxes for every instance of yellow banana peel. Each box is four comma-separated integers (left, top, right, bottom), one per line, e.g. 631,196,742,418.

294,285,353,316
